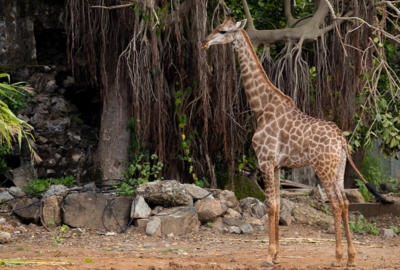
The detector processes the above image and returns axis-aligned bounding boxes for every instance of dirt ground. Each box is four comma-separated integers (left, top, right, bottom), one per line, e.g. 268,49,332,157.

0,215,399,270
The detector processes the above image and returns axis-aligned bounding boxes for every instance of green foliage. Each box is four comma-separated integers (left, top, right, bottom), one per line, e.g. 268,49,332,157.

358,151,384,201
390,226,400,235
119,153,163,196
237,154,257,171
119,117,164,196
0,144,10,173
355,179,373,202
22,176,75,196
52,175,75,186
22,178,50,196
348,37,400,158
349,216,380,236
0,73,40,163
53,224,69,245
68,113,84,124
0,75,33,112
85,258,93,263
230,175,266,202
174,82,209,188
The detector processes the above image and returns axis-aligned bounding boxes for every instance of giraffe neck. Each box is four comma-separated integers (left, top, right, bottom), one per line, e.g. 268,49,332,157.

232,30,296,120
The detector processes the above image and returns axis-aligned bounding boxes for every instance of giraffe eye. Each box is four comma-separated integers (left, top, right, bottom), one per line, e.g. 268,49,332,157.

219,31,227,34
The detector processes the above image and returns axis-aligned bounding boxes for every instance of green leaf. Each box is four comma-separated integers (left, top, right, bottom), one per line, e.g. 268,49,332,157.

238,163,245,171
389,138,398,148
343,131,351,136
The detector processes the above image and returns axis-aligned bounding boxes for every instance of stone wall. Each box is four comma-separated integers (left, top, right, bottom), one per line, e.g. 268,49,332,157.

1,0,100,186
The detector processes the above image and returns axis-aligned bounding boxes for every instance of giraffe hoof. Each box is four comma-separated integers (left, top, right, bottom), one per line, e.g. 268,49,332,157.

331,262,341,267
261,261,274,268
272,258,280,264
347,262,356,267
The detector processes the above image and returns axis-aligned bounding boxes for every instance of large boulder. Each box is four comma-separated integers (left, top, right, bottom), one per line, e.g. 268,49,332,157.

147,207,200,236
194,197,225,223
136,180,193,207
292,204,334,230
131,196,151,218
183,184,212,200
63,192,132,231
42,195,63,228
11,197,41,224
239,197,267,218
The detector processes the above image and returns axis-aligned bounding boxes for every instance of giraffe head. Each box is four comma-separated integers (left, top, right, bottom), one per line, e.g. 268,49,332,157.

202,14,247,50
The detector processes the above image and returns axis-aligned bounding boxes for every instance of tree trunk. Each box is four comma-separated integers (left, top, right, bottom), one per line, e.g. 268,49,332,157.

96,81,130,181
344,149,365,188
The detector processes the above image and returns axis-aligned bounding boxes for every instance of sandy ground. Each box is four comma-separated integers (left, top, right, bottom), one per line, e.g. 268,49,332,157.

0,219,399,270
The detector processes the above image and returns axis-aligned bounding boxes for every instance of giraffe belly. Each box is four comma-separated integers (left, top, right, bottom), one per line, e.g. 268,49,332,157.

277,153,311,168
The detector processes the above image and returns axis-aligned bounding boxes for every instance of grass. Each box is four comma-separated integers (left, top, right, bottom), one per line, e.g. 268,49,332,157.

349,216,380,235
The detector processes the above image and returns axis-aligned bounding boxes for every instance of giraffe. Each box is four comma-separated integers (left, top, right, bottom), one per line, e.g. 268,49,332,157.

202,14,389,267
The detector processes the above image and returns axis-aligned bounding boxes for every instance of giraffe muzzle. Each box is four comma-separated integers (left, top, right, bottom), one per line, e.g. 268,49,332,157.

201,40,210,50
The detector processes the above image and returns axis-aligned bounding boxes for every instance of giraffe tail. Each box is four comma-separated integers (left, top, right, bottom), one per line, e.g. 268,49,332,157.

344,145,393,205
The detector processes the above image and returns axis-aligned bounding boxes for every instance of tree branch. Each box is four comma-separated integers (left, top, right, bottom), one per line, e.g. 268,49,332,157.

241,0,255,30
375,1,400,16
91,3,134,10
91,0,190,28
243,0,333,46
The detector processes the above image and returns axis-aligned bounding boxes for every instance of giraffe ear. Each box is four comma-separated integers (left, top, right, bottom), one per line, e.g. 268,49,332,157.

235,19,247,30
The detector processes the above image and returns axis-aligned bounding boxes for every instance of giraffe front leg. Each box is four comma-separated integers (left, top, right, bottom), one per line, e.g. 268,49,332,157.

272,168,281,264
260,159,279,268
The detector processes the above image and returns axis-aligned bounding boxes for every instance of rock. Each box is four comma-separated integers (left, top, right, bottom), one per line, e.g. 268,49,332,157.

146,217,161,236
44,80,58,93
311,184,328,202
43,184,69,198
156,206,200,236
63,192,132,231
194,197,225,223
15,226,27,233
62,76,74,88
223,208,242,219
292,204,334,230
240,222,254,234
151,206,163,215
8,187,25,197
131,196,151,218
243,216,263,227
208,217,224,230
344,189,365,203
0,191,14,202
136,180,193,207
11,164,37,188
380,183,400,193
215,190,238,209
134,218,150,228
260,214,268,225
0,231,11,243
381,228,395,239
183,184,212,200
279,198,295,226
228,226,241,234
42,195,63,228
279,208,292,226
239,197,267,218
11,198,41,224
223,218,245,227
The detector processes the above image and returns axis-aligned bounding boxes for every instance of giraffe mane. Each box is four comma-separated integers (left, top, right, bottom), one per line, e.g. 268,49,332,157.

240,29,297,109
